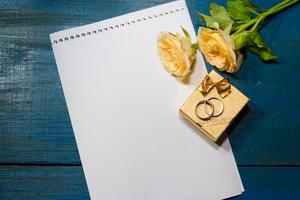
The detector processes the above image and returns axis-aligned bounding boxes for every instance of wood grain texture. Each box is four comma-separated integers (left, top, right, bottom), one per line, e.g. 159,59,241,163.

0,166,299,200
1,0,299,165
0,166,89,200
191,0,300,165
233,167,300,200
0,0,176,165
0,0,300,199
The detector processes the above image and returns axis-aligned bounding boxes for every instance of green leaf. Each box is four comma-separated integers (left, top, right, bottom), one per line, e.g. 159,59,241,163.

246,30,277,61
191,42,199,54
249,46,277,61
192,42,199,50
227,0,252,20
168,32,176,37
197,2,233,34
227,0,261,21
181,26,191,41
210,2,232,21
231,31,250,50
198,12,233,34
198,13,213,26
243,0,262,13
248,31,265,48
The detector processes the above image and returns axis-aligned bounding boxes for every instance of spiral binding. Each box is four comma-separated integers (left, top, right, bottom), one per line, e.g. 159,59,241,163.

52,7,185,45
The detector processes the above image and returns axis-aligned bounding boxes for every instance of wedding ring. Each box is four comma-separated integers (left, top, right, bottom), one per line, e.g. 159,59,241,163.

195,100,214,121
195,97,224,121
206,97,224,117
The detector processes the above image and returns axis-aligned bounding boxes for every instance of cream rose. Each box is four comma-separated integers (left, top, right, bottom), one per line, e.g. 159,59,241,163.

157,32,195,82
197,27,243,73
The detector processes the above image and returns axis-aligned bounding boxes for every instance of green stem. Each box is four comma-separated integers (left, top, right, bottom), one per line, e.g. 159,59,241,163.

262,0,299,18
234,0,299,34
234,19,256,33
266,0,292,12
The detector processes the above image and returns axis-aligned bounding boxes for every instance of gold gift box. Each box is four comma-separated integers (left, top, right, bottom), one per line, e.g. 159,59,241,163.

179,70,249,142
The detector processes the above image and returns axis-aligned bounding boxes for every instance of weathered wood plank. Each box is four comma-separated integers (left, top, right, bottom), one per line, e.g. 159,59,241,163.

0,166,299,200
0,0,171,165
0,0,300,165
0,166,90,200
192,1,300,165
233,167,300,199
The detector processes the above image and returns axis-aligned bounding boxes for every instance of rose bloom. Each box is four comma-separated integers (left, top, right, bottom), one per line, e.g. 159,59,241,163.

198,27,243,73
157,32,195,82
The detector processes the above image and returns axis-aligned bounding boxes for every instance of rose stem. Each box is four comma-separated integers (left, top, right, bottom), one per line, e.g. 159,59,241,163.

234,0,299,34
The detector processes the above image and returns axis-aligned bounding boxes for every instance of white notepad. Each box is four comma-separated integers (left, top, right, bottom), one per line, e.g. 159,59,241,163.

50,0,244,199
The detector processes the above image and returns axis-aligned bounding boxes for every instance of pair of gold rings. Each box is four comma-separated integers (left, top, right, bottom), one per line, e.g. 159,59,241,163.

195,97,224,121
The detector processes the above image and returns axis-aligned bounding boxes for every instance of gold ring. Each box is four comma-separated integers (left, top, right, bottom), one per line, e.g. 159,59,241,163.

195,100,214,121
206,97,224,117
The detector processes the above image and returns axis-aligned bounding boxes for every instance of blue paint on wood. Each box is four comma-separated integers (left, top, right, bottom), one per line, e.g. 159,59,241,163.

233,167,300,200
0,0,299,165
0,0,300,199
189,0,300,165
0,166,299,200
0,166,90,200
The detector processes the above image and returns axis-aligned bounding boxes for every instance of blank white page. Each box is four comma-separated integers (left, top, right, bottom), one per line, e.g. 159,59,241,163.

50,0,244,199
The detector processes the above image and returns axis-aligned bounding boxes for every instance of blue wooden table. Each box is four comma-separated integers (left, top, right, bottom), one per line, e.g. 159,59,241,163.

0,0,299,199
